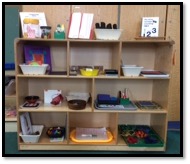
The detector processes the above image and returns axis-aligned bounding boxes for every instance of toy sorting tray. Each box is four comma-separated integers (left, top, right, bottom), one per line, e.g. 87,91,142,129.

94,100,137,110
70,129,113,143
118,124,164,147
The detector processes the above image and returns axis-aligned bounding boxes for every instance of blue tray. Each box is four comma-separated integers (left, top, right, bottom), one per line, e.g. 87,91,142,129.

94,100,137,111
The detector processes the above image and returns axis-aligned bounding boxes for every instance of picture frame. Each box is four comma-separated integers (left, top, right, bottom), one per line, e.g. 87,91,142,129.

19,12,47,38
24,45,52,72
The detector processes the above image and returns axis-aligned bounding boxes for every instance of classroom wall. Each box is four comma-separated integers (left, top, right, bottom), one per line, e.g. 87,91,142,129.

21,5,180,121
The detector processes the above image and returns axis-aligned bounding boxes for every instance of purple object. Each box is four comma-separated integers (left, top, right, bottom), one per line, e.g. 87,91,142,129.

24,45,52,71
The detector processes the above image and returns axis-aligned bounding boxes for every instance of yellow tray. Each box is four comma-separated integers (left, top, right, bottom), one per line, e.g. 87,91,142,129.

70,129,113,143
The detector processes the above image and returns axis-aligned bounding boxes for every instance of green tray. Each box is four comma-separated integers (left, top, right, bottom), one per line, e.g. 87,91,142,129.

118,124,164,147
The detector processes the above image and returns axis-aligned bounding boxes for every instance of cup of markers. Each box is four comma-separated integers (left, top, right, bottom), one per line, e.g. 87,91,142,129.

120,89,130,105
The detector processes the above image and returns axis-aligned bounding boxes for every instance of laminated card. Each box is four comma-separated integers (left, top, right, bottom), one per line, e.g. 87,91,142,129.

141,17,159,37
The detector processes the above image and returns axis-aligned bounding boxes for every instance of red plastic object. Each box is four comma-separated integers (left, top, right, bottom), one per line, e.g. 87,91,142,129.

51,94,63,105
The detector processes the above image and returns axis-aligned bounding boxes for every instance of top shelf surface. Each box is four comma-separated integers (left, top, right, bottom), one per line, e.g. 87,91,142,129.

15,38,175,45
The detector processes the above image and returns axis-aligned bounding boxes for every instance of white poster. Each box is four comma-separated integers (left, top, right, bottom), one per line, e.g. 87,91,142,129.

141,17,159,37
20,12,47,38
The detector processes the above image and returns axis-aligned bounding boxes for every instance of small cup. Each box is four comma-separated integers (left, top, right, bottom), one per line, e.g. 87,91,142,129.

40,26,51,39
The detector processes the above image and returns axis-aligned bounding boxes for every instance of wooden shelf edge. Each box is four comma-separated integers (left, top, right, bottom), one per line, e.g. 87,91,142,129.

5,70,15,76
5,117,17,122
16,74,170,80
18,144,165,151
5,95,16,98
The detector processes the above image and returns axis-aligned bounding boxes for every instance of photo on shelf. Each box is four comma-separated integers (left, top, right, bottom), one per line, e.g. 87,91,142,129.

24,45,52,72
44,89,63,106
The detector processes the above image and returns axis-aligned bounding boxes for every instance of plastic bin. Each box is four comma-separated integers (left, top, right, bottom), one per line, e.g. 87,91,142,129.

94,29,122,40
19,125,44,143
19,64,48,75
80,69,99,76
122,66,143,77
5,63,15,70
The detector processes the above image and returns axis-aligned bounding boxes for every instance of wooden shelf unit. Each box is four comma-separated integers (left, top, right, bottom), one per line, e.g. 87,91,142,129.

5,68,17,132
15,38,174,151
5,90,17,122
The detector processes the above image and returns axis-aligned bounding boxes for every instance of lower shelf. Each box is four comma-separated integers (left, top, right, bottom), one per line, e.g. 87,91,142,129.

18,127,166,151
19,144,166,151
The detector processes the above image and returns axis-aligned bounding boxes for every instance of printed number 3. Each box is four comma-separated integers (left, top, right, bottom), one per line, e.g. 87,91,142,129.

152,28,156,33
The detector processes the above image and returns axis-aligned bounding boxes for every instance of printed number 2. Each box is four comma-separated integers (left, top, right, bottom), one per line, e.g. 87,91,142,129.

146,28,157,37
146,31,151,37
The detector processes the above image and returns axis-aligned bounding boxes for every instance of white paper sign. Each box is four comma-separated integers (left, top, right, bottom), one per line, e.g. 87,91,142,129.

20,12,47,38
141,17,159,37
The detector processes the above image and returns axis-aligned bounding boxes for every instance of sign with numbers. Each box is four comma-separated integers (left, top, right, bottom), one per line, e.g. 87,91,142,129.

141,17,159,37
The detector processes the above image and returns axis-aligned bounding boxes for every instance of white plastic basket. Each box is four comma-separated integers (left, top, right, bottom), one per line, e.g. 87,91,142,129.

19,64,48,75
122,66,143,77
94,29,122,40
19,125,44,143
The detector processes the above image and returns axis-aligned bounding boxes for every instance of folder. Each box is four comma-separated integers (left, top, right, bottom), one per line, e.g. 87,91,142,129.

79,13,94,39
68,12,82,39
68,12,94,39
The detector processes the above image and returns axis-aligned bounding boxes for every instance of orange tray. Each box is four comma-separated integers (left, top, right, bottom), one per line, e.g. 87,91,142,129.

70,129,113,143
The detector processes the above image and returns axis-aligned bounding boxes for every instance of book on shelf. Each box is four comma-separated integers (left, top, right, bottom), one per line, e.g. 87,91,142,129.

20,112,33,135
68,12,94,39
78,13,94,39
20,12,47,38
24,45,52,72
140,70,169,78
